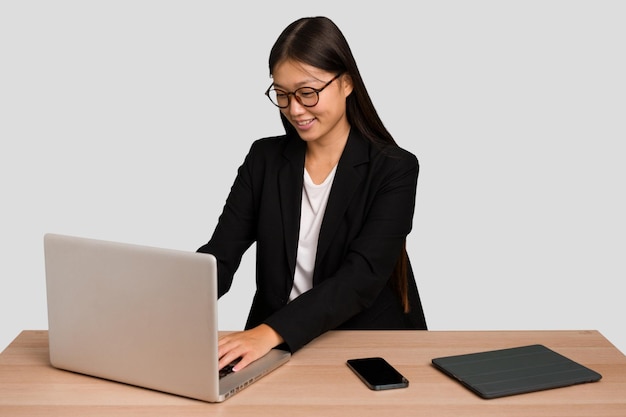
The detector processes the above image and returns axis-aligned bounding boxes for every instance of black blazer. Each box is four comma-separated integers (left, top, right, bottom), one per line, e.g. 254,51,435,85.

198,129,427,352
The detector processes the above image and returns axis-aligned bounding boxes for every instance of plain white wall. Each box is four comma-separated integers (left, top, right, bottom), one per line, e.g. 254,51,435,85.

1,1,624,355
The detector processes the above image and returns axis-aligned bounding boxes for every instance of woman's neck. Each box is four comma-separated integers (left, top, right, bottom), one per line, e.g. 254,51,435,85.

305,133,349,185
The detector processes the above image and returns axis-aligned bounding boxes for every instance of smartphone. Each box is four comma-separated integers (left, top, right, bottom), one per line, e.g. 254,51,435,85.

346,357,409,390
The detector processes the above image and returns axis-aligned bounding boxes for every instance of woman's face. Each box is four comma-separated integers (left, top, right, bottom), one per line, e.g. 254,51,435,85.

271,59,353,145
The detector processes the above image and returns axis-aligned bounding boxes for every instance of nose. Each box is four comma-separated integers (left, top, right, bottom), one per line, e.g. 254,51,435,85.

286,95,306,115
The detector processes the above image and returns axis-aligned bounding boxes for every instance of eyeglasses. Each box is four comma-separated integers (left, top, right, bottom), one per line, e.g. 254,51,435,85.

264,73,342,109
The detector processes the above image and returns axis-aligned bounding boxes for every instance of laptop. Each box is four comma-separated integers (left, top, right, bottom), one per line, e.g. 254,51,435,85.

432,344,601,399
43,233,291,402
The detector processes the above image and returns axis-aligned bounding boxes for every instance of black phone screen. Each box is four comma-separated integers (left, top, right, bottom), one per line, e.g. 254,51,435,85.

346,357,409,390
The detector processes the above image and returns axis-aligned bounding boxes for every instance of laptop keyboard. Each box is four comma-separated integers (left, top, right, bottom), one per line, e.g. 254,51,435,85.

219,358,241,379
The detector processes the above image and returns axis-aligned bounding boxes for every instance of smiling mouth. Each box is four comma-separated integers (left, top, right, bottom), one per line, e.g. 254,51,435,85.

295,118,315,127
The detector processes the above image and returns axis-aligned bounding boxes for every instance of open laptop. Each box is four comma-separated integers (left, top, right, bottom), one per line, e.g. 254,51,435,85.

43,233,291,402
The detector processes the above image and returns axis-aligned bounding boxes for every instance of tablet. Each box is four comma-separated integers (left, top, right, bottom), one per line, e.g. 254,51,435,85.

432,344,602,399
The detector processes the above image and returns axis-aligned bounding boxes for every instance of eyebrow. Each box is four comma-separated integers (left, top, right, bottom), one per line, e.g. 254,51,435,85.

272,77,326,90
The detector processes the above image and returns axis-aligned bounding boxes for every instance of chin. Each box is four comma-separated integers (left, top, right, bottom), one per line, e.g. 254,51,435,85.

292,128,318,142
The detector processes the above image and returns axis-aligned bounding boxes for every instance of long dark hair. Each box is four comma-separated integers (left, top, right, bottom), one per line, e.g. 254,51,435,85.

268,16,410,312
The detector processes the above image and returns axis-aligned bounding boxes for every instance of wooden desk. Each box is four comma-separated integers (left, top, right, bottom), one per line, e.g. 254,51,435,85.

1,330,625,416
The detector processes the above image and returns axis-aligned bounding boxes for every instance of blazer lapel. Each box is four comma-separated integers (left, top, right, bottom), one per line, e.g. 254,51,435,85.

278,136,306,279
315,130,369,276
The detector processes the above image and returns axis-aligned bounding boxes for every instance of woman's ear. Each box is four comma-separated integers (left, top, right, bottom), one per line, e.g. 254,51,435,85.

341,73,354,98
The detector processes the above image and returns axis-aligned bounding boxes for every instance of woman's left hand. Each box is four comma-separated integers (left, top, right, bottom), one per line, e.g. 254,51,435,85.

217,324,284,372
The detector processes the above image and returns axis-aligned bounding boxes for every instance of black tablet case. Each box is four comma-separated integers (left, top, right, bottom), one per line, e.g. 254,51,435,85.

432,344,602,399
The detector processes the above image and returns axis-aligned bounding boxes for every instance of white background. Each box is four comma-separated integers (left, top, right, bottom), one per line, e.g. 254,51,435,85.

1,1,624,354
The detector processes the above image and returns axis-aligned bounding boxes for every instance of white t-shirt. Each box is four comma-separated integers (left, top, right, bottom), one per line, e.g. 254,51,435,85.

289,166,337,301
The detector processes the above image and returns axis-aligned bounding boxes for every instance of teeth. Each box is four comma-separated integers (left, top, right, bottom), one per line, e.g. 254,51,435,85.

297,119,313,126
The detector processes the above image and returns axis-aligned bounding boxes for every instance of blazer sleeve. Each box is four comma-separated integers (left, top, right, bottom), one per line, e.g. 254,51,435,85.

196,141,259,297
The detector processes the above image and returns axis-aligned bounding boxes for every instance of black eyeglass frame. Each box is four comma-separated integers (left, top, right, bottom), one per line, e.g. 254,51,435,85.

264,73,343,109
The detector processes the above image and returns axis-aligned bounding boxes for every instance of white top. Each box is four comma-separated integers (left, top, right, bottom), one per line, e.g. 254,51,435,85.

289,166,337,301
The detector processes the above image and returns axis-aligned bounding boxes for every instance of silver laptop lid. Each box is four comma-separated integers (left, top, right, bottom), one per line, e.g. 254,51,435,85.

44,233,221,401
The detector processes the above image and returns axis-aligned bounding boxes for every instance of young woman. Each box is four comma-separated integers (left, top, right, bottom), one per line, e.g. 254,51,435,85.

198,16,427,372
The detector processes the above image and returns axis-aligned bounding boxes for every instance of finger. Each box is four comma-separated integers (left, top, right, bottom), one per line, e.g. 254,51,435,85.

217,340,244,369
232,352,259,372
218,349,242,370
217,333,243,358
